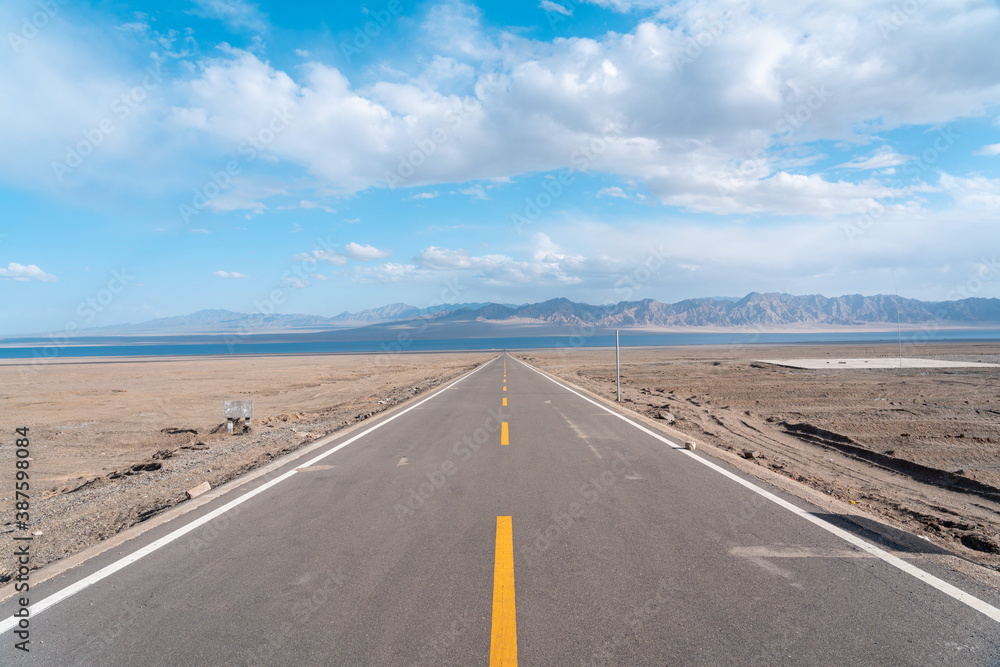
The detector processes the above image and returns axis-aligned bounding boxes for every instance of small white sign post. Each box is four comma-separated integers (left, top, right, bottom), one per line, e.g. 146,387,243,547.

224,400,254,434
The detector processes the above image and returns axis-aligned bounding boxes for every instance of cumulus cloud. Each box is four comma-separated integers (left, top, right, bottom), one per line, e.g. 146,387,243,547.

974,143,1000,156
597,186,630,198
303,249,348,265
344,242,391,260
4,0,1000,223
296,243,390,264
154,0,1000,216
353,263,419,283
0,262,57,282
212,270,248,279
413,234,588,285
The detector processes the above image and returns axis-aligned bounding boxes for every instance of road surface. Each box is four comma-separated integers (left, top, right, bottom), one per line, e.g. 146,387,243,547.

2,353,999,665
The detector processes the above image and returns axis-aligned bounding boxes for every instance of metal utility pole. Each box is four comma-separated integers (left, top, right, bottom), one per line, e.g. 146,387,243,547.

616,329,621,401
891,270,903,369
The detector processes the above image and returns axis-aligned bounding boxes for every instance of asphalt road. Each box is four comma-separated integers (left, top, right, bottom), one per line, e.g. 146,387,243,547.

2,353,1000,665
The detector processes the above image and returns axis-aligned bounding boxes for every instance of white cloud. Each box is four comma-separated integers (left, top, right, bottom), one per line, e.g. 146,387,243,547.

540,1,573,17
579,0,663,11
974,143,1000,156
414,235,587,285
212,270,248,279
353,263,419,283
301,200,336,212
406,191,439,200
459,184,488,199
3,0,1000,225
837,147,912,170
189,0,268,32
939,173,1000,215
155,0,1000,216
0,262,57,282
597,186,630,198
657,170,901,217
344,242,391,260
308,250,349,265
414,246,484,270
190,228,211,234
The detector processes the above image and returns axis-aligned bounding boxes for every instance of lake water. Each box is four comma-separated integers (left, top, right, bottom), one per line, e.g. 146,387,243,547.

2,329,1000,360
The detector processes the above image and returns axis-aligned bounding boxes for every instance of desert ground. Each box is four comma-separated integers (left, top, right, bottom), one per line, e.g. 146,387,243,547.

515,341,1000,574
3,341,1000,586
0,351,493,582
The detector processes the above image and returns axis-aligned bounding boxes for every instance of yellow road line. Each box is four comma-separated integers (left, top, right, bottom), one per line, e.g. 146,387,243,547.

502,397,507,406
503,386,506,391
501,422,509,445
490,516,517,666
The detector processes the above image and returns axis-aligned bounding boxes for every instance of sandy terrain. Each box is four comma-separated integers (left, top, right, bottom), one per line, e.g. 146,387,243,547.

4,341,1000,587
0,352,493,582
515,342,1000,574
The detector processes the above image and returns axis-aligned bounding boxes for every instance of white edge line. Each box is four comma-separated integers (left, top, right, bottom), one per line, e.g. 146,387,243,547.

0,355,500,633
512,355,1000,624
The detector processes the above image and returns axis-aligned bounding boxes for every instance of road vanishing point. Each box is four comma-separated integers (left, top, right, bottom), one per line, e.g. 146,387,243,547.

2,354,999,665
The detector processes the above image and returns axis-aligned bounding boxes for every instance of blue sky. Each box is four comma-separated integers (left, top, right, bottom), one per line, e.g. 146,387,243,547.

2,0,999,335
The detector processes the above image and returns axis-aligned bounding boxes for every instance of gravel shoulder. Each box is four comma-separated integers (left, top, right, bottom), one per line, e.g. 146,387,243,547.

515,342,1000,579
0,352,494,582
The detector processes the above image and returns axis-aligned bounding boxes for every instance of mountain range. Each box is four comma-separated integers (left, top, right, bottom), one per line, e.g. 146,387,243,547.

77,292,1000,335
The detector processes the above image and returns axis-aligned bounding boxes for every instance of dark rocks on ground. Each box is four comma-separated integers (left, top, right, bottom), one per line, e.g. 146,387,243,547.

961,532,1000,554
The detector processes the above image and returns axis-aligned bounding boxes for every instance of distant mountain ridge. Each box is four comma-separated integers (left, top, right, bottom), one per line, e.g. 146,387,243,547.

79,292,1000,335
